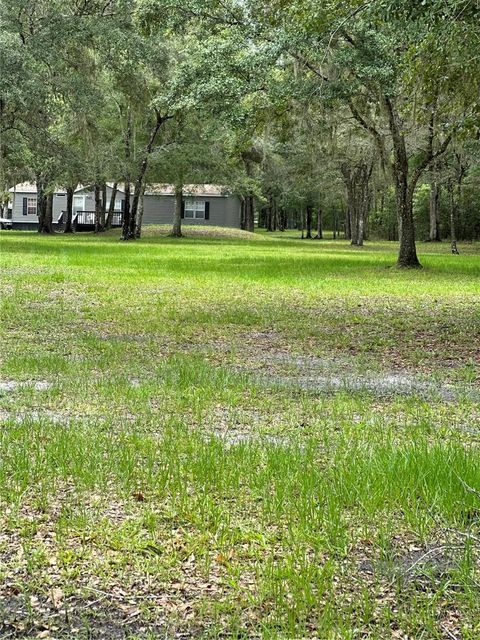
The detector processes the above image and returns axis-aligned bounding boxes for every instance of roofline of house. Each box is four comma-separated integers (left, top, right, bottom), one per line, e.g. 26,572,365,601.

9,183,233,198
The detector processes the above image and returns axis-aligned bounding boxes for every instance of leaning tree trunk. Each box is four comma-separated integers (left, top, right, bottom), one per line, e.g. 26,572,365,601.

129,112,167,239
305,205,313,239
105,182,118,230
171,184,183,237
429,180,441,242
64,186,74,233
94,183,104,233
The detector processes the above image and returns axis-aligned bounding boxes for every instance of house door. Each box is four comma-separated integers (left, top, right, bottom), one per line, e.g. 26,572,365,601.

73,196,85,223
73,196,84,214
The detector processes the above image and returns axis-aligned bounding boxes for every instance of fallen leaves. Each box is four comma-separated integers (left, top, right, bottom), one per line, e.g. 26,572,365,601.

50,587,63,609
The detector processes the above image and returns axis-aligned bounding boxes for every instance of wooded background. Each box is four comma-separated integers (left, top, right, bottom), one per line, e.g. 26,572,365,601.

1,0,479,265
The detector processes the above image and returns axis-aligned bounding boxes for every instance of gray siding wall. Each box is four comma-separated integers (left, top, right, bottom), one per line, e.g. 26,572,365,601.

143,195,242,228
11,192,67,223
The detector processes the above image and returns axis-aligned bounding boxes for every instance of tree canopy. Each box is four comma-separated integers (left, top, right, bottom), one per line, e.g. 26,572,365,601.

1,0,479,262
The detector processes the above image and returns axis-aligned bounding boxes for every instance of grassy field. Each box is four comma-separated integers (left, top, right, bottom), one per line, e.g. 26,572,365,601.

1,227,480,639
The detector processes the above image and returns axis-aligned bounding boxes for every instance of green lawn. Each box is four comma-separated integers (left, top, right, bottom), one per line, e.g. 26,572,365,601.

1,228,480,639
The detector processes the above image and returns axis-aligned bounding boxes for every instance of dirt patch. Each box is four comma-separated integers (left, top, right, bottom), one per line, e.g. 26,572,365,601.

235,350,480,401
211,428,287,447
0,380,52,393
266,371,478,401
0,592,169,639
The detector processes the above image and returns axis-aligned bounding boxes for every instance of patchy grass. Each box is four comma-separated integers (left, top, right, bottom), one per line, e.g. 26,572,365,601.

0,229,480,638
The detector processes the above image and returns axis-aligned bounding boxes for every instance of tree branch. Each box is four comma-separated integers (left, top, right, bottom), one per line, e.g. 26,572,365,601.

410,131,453,192
348,99,390,173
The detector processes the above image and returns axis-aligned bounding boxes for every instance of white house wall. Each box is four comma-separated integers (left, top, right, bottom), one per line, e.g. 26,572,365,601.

74,185,124,211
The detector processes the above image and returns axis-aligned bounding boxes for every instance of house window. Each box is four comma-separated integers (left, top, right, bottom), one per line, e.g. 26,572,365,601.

184,201,205,219
27,197,37,215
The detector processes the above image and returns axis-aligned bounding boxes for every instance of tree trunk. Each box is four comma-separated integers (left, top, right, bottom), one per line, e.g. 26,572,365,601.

244,194,254,232
64,186,74,233
94,182,104,233
121,181,131,240
300,210,305,239
37,177,54,233
450,154,465,254
395,178,420,267
448,181,459,254
241,153,257,233
245,194,254,232
128,113,166,239
38,192,54,234
105,182,118,230
171,184,183,237
305,205,312,239
36,175,48,233
429,180,441,241
46,193,53,232
448,170,464,255
315,207,323,239
344,206,351,239
357,206,365,246
101,182,107,229
267,196,273,232
121,108,133,241
350,201,358,245
350,94,452,265
384,98,421,267
272,197,277,231
134,183,146,238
